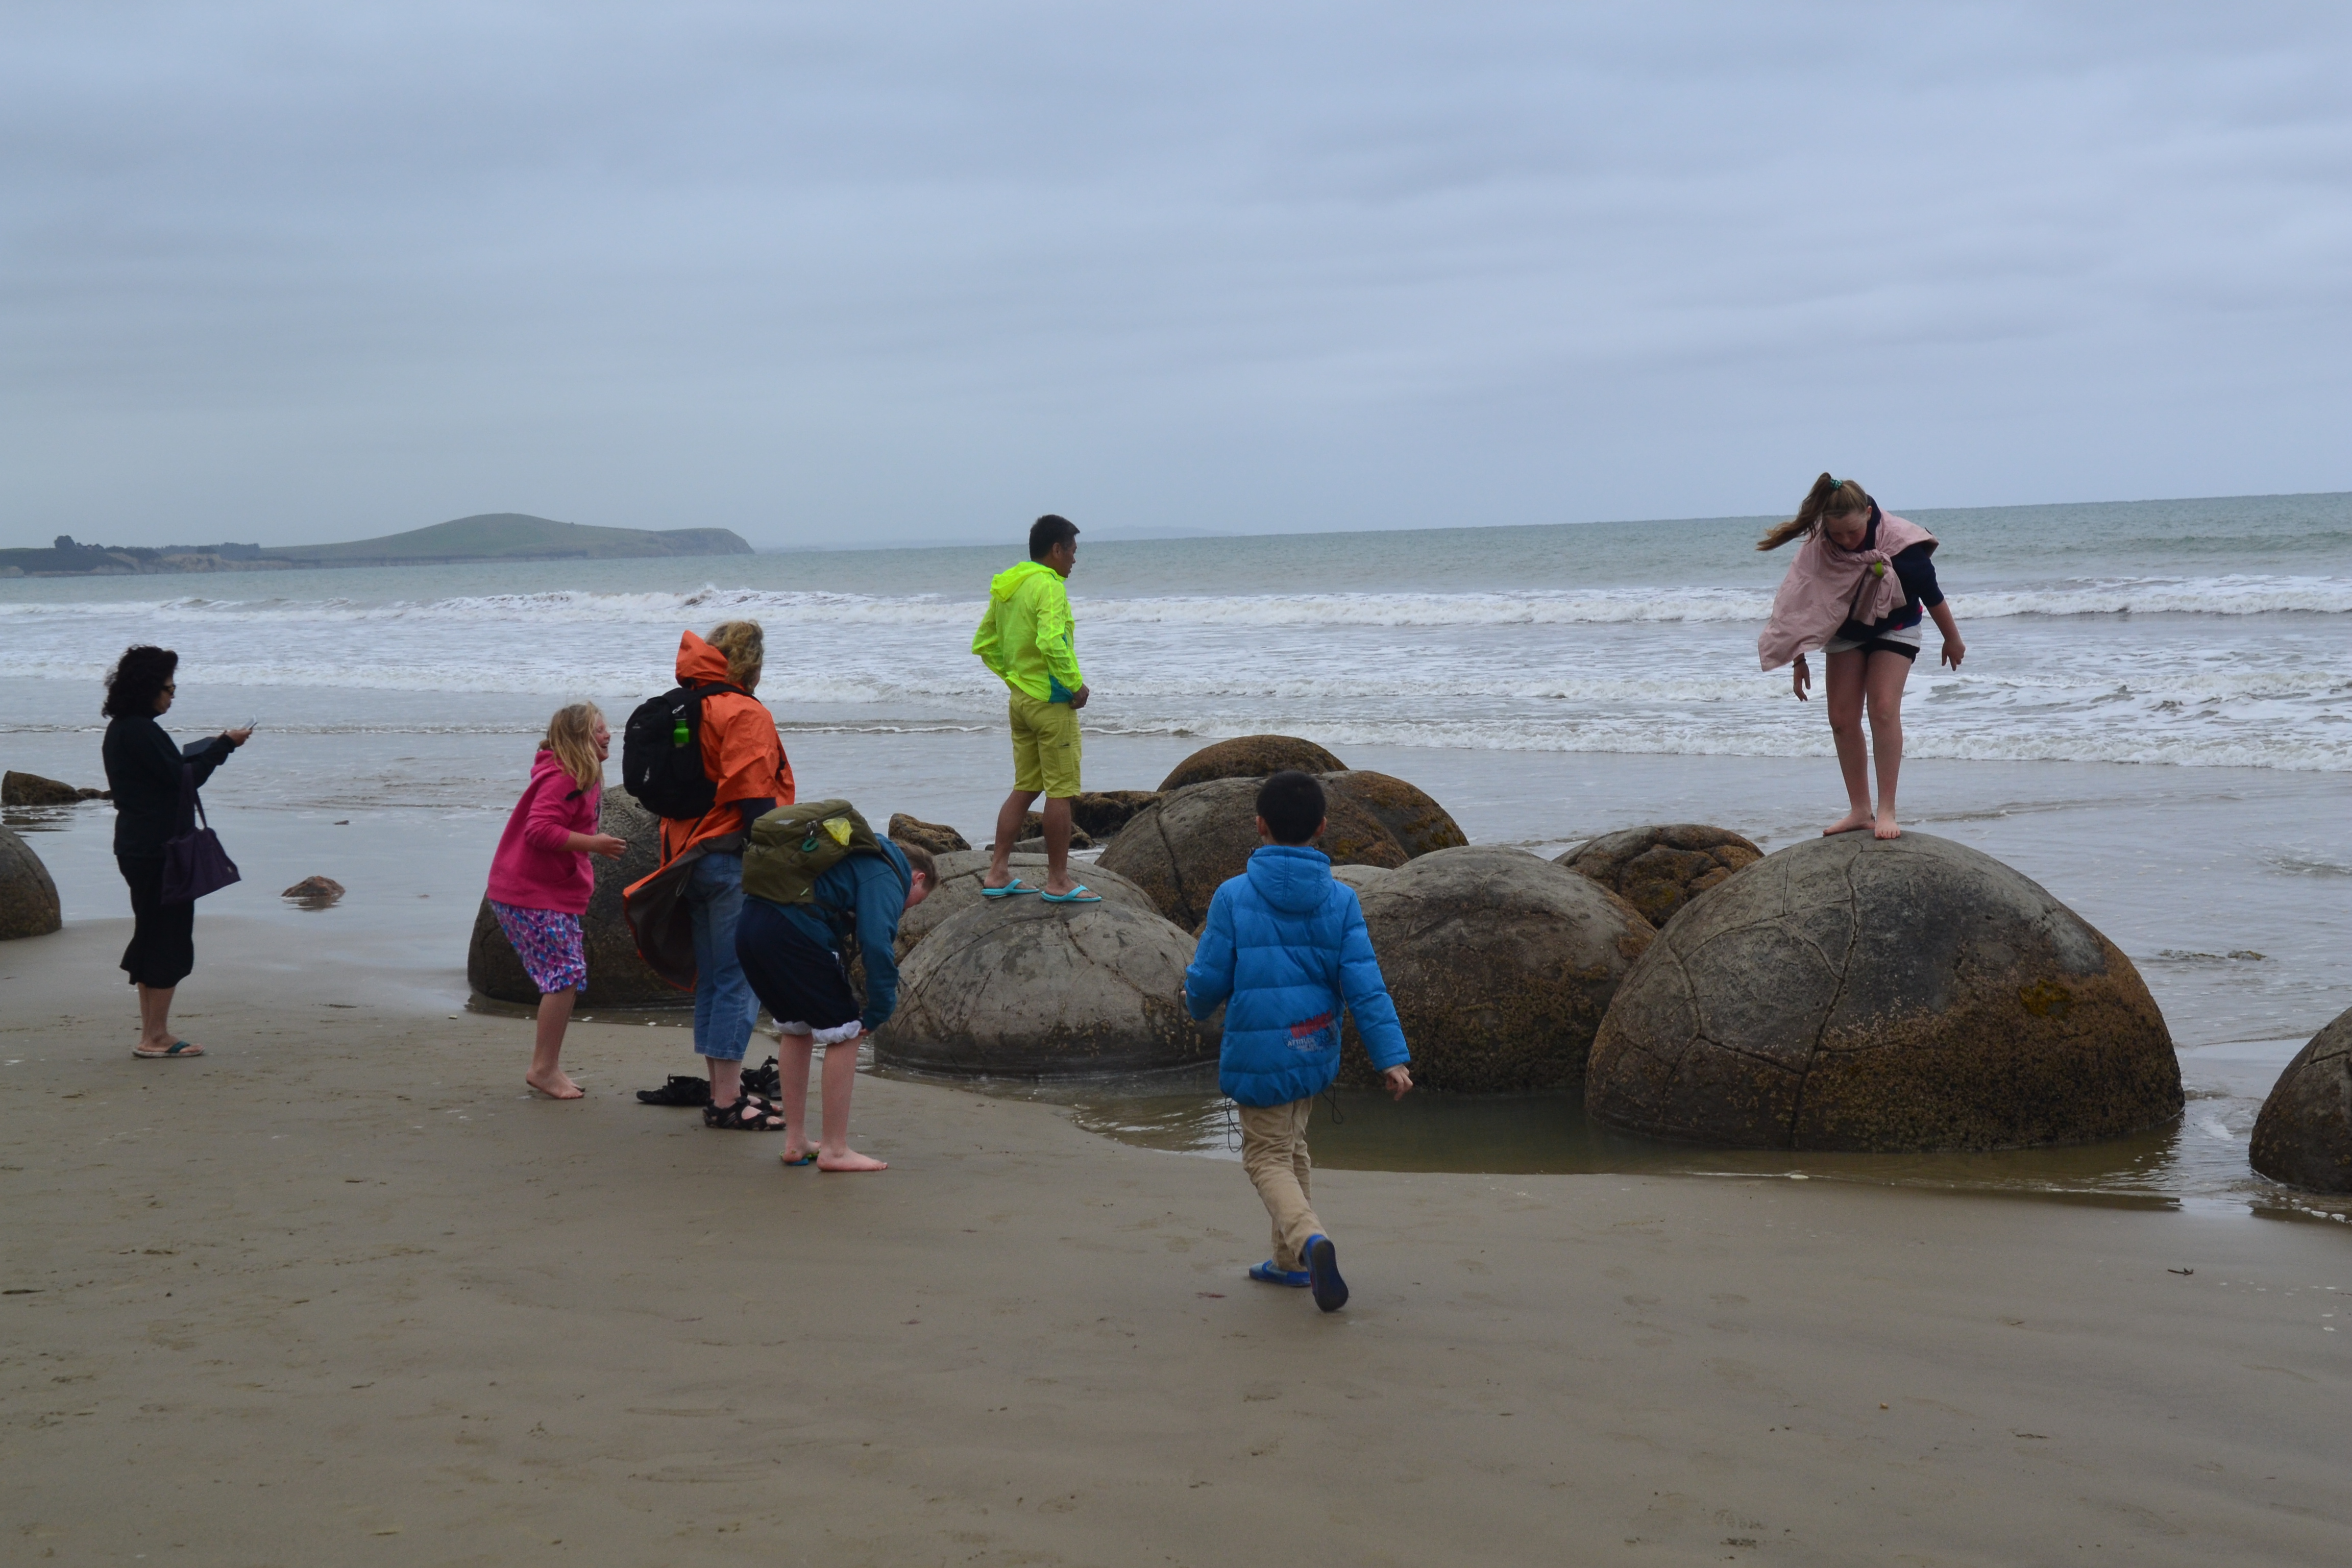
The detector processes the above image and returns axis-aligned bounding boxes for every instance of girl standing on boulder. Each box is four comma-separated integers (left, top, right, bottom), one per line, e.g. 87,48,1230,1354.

1757,474,1965,840
486,703,627,1098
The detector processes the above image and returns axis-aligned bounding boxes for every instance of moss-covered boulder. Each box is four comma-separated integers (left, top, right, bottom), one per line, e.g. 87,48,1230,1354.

1096,775,1406,930
4,771,102,807
1338,846,1653,1092
877,897,1215,1076
890,849,1158,962
468,788,679,1007
2250,1008,2352,1194
1585,832,2182,1152
1559,824,1763,926
1320,771,1467,859
1158,734,1346,793
0,826,63,940
887,814,970,855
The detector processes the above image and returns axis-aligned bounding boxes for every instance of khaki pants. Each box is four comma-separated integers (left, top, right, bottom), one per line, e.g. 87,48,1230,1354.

1238,1098,1324,1272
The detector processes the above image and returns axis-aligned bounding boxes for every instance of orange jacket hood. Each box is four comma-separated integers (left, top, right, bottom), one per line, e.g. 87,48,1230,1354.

675,630,734,688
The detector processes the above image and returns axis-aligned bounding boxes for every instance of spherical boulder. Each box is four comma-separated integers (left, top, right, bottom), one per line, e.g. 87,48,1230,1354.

468,787,680,1007
0,826,63,940
1331,863,1393,893
1585,832,2182,1152
1096,775,1407,930
890,849,1159,962
1560,824,1763,926
1158,734,1346,793
877,896,1215,1076
1320,771,1467,859
2249,1008,2352,1194
1337,846,1653,1092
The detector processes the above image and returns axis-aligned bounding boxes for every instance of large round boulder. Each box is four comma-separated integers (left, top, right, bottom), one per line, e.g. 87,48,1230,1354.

1158,734,1346,792
1560,824,1763,926
890,849,1159,962
1585,832,2182,1152
1338,846,1653,1092
2249,1008,2352,1194
876,897,1215,1076
468,787,680,1007
1096,775,1407,930
0,826,63,940
1320,771,1467,859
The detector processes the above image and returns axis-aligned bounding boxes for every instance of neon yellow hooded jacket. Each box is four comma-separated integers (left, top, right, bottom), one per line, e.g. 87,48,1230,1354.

972,559,1084,703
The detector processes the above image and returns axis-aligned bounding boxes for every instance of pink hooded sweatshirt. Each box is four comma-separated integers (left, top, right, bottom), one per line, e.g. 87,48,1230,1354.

1756,512,1938,671
486,749,602,914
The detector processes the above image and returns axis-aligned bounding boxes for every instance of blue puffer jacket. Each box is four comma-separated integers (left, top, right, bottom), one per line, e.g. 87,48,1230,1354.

1184,845,1410,1108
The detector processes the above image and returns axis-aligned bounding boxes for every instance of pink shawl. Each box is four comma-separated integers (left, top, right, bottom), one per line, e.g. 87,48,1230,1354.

1756,512,1937,671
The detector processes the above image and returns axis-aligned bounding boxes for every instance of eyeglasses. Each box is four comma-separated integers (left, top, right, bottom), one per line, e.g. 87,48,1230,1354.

161,682,177,693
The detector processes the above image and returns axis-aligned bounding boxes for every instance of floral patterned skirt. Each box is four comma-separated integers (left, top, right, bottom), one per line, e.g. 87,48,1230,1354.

489,900,588,995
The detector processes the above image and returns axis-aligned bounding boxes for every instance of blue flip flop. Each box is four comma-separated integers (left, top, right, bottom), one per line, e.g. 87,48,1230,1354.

1305,1234,1348,1312
134,1040,204,1059
779,1152,815,1167
979,878,1039,899
1040,885,1103,904
1248,1260,1311,1288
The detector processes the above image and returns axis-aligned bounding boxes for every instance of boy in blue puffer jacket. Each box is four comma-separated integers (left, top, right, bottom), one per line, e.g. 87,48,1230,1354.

1184,771,1412,1313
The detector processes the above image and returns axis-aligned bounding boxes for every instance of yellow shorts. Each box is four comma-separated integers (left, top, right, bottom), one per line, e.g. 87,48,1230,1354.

1008,690,1082,799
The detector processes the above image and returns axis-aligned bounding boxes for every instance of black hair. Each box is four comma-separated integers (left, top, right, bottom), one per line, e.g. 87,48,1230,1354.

1255,770,1326,846
1028,513,1080,561
102,645,178,719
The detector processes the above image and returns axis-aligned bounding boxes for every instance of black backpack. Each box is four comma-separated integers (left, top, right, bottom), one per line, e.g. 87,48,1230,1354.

621,681,744,821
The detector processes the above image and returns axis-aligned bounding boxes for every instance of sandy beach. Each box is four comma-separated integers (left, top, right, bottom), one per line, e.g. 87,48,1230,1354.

6,914,2347,1566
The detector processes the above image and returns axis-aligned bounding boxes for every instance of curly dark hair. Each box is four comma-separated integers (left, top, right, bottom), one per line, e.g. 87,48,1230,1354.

102,645,179,719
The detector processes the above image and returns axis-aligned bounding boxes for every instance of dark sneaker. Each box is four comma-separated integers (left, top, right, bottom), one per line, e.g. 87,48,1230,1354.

1305,1234,1348,1313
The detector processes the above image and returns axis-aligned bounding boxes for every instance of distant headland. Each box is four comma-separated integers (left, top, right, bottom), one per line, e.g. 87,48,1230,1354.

0,513,754,577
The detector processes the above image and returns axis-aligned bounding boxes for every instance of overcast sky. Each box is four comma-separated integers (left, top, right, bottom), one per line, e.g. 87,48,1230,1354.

5,2,2348,549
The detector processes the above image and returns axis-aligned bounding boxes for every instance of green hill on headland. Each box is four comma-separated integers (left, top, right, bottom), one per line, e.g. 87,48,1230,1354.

1,513,753,577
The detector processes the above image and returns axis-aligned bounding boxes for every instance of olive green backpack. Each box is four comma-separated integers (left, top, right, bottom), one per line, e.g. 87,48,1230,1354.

740,800,902,908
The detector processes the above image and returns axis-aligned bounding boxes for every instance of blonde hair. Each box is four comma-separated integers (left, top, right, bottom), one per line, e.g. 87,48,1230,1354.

1758,472,1871,551
706,620,764,690
541,702,605,792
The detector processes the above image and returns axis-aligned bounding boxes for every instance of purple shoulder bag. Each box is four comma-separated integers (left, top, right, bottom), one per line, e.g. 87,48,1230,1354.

161,763,240,904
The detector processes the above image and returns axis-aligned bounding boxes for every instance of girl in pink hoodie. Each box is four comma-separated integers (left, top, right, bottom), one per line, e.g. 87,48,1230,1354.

487,703,627,1098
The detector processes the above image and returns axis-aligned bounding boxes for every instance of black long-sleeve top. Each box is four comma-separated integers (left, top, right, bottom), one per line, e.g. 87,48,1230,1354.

102,715,235,858
1834,506,1945,642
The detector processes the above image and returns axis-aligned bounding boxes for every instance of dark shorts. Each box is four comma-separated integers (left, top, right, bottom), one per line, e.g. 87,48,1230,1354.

1823,635,1920,663
736,897,861,1038
118,854,195,989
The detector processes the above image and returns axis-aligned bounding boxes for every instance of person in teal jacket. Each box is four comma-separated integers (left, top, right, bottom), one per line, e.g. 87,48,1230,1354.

1184,771,1413,1313
971,514,1097,902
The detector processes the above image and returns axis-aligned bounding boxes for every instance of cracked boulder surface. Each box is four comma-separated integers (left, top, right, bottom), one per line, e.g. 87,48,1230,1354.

0,824,63,940
1096,775,1407,931
877,896,1216,1076
1321,771,1468,859
2250,1006,2352,1193
890,849,1159,962
468,789,676,1008
1558,824,1763,927
1157,734,1348,793
1340,846,1655,1093
1584,832,2182,1152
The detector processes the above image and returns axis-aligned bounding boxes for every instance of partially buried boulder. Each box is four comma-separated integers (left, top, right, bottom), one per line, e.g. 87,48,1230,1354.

1069,790,1162,842
1340,846,1653,1092
877,896,1215,1076
1158,734,1346,793
468,787,680,1007
3,770,103,806
281,875,346,910
1559,824,1763,927
2249,1007,2352,1194
889,849,1158,962
1096,774,1407,930
1585,832,2182,1152
1320,771,1466,859
887,813,970,855
0,826,63,940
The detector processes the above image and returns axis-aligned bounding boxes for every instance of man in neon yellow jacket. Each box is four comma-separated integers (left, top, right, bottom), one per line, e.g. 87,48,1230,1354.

971,514,1099,902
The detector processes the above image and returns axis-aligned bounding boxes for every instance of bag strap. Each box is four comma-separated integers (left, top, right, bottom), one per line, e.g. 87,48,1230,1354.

177,762,210,834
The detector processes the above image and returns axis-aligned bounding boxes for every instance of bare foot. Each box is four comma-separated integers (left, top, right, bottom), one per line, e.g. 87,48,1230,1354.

780,1135,813,1165
1823,807,1873,836
525,1067,583,1099
817,1148,889,1172
1873,809,1901,840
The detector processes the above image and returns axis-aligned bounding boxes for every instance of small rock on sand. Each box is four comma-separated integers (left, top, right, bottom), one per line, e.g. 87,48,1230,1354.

281,875,347,910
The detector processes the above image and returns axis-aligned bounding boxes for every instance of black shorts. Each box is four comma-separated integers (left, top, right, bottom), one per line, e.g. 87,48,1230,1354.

1826,636,1920,663
735,897,861,1035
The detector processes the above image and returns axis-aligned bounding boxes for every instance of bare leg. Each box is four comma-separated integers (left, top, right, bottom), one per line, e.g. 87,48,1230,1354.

526,989,582,1098
985,789,1040,888
1865,651,1912,839
1040,796,1076,895
706,1056,744,1107
1821,650,1873,835
135,984,187,1055
777,1029,816,1163
817,1030,886,1171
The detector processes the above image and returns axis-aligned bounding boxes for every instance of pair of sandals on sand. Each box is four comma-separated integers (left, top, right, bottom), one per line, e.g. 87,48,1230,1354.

981,877,1100,903
637,1055,796,1141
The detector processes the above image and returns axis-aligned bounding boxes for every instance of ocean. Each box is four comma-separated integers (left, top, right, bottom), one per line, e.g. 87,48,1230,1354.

5,492,2349,1211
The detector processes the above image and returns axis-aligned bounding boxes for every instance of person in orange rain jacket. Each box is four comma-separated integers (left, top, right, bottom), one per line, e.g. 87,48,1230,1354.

663,623,796,1126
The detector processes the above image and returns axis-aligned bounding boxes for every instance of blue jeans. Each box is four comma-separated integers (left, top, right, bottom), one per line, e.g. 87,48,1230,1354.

685,851,757,1063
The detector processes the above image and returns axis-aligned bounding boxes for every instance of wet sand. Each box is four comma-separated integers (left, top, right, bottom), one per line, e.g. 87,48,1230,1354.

4,917,2348,1566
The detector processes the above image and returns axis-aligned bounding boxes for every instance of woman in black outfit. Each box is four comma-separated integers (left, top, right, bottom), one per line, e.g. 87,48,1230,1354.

101,646,252,1059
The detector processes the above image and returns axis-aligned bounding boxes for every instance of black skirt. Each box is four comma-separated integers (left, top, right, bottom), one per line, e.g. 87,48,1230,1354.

118,855,196,989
